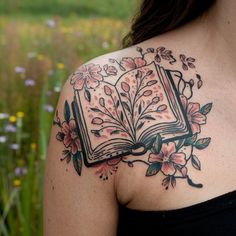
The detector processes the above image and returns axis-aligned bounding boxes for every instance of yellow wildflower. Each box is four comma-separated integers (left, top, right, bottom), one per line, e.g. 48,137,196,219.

9,116,17,123
57,63,65,70
31,143,37,150
16,112,24,118
13,179,21,187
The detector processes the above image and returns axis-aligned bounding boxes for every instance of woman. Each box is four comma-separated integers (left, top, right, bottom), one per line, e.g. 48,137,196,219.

44,0,236,235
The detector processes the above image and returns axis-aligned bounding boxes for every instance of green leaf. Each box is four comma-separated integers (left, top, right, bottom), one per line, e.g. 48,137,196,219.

137,121,145,130
184,134,197,146
176,139,185,150
153,134,162,153
110,130,121,135
122,102,131,112
138,103,142,114
146,163,161,176
191,155,201,170
120,112,124,122
200,103,213,115
91,108,101,112
64,101,71,123
194,137,211,150
84,89,91,102
142,115,155,120
73,152,82,176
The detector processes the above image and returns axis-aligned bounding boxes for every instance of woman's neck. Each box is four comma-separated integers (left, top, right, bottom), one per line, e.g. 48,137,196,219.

205,0,236,61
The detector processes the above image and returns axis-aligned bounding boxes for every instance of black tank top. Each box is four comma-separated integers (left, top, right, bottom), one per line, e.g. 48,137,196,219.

118,190,236,235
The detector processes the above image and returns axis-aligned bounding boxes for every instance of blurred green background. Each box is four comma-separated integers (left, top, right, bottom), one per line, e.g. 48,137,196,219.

0,0,136,235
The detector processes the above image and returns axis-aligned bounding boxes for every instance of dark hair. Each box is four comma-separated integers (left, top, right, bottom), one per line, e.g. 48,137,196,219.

123,0,216,47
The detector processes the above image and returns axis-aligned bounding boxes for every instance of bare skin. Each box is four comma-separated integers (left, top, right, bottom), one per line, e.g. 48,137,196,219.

44,1,236,235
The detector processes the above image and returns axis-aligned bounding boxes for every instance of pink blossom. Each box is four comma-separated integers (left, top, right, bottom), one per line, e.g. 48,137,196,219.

62,120,81,154
70,63,103,90
121,57,147,70
148,142,186,176
181,95,206,134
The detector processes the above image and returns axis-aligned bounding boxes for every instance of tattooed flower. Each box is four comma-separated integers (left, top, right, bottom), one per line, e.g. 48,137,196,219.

148,142,186,176
92,117,104,125
103,65,118,76
120,57,146,70
181,96,206,134
121,82,130,93
61,119,81,154
70,63,103,90
94,158,120,180
187,103,206,134
104,85,112,96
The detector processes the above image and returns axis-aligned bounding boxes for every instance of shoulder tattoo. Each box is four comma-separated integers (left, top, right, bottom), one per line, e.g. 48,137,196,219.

53,46,212,189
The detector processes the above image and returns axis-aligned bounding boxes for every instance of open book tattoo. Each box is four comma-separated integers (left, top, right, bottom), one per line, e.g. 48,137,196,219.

54,46,212,190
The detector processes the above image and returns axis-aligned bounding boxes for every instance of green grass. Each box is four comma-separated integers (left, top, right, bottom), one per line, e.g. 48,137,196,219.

0,0,137,19
0,0,137,235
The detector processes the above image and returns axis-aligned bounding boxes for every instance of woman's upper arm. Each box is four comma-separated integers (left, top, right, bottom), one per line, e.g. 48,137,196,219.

44,78,119,236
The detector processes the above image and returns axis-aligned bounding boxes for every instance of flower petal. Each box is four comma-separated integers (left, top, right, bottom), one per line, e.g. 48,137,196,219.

192,112,206,125
148,153,163,163
162,142,176,158
191,122,201,134
161,162,175,175
121,57,136,69
170,152,186,165
74,78,85,90
134,57,146,67
64,135,72,147
62,122,69,134
188,103,200,115
85,76,100,89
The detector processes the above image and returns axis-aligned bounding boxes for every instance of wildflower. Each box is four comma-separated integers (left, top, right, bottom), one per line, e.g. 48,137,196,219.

9,116,17,123
57,63,65,70
16,112,24,118
24,79,36,86
31,143,37,150
70,64,103,90
13,179,21,187
10,143,20,150
0,113,9,119
0,136,7,143
54,85,61,93
46,19,56,28
5,124,16,133
15,66,25,74
44,104,54,113
15,167,27,176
